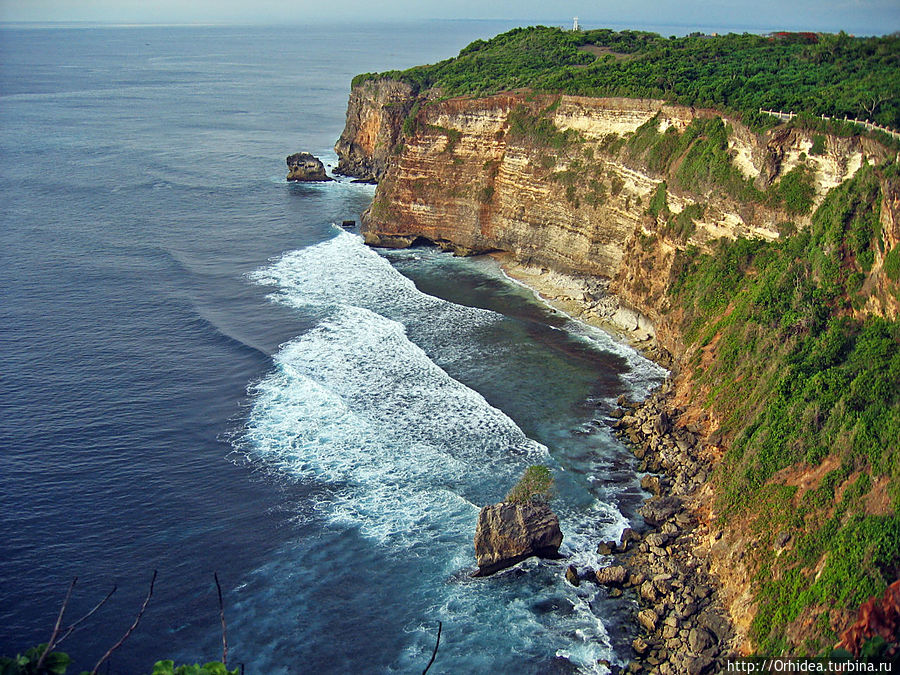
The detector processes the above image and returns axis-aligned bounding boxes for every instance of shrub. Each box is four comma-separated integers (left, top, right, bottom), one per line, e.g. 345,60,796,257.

885,246,900,282
810,134,827,155
506,465,554,504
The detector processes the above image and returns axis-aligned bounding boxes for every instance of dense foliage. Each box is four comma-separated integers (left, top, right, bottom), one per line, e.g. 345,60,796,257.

355,26,900,130
668,160,900,654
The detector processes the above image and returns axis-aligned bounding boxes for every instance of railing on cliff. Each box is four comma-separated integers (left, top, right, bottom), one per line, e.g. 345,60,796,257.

759,108,900,141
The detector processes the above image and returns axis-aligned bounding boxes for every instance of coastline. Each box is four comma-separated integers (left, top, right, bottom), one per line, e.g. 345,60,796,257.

493,253,674,369
490,251,740,673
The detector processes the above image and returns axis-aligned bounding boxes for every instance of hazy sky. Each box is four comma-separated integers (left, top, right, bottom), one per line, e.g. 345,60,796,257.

1,0,898,35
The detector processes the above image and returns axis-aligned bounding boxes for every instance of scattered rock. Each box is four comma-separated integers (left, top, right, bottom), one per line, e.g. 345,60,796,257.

686,655,715,675
688,627,714,653
632,637,650,655
639,496,682,527
638,608,659,632
640,474,662,496
595,564,628,586
654,411,672,435
639,580,659,603
565,564,580,586
286,152,332,182
472,501,563,576
620,528,641,546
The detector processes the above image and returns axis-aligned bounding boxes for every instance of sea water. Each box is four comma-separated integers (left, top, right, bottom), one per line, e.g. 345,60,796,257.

0,23,664,673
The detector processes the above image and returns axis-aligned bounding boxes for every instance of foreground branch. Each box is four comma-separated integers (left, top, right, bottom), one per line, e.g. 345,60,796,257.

57,585,118,648
90,570,157,674
214,572,228,667
36,577,77,669
422,621,442,675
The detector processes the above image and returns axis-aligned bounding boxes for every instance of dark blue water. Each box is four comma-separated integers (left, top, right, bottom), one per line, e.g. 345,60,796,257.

0,23,664,674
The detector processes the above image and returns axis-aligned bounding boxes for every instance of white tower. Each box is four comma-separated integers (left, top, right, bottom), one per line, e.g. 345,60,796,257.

573,17,579,31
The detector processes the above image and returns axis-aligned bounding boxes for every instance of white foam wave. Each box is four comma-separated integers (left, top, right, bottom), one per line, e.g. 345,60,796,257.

240,305,547,548
248,230,501,370
241,230,641,672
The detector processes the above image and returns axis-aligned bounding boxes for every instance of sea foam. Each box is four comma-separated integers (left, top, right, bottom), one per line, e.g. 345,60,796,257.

240,230,636,672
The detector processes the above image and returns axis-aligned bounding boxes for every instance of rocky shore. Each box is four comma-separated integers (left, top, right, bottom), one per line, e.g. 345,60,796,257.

491,252,739,672
495,255,674,368
567,383,737,674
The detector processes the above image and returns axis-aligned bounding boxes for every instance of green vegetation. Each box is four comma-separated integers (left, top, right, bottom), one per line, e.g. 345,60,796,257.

356,26,900,130
647,181,669,218
0,648,238,675
667,202,705,241
769,164,816,215
626,114,820,215
810,134,827,155
1,645,71,675
507,104,580,149
667,160,900,653
886,246,900,282
506,465,554,504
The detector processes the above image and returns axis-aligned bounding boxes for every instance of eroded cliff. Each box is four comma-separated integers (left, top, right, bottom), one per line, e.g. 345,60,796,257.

336,80,900,659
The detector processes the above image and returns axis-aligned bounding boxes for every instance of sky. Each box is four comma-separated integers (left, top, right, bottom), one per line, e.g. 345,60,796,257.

1,0,898,36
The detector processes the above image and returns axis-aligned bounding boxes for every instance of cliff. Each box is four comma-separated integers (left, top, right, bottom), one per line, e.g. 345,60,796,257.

340,83,895,348
336,80,900,659
334,78,417,180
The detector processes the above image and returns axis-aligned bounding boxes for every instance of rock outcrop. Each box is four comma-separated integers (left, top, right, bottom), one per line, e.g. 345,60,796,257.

473,501,563,576
286,152,331,182
333,78,417,181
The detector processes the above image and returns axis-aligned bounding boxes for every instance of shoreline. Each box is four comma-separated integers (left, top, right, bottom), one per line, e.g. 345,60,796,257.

488,252,740,673
493,253,674,369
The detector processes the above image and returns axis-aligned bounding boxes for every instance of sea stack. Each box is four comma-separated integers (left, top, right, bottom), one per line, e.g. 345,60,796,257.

472,501,563,577
286,152,331,182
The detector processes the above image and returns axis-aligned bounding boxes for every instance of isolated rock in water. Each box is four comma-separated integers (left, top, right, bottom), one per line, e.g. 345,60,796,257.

473,501,563,576
286,152,331,182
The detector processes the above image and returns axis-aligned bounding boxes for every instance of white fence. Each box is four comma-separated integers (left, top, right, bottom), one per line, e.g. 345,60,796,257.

759,108,900,141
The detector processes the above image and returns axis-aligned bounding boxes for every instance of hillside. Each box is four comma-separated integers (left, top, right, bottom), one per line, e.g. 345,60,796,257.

336,26,900,664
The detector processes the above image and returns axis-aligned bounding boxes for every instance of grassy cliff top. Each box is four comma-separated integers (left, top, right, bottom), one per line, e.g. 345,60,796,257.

353,25,900,130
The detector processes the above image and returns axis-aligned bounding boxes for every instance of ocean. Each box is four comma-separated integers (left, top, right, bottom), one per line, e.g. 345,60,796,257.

0,22,665,673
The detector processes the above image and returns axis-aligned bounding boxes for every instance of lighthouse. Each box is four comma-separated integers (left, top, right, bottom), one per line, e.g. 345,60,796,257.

573,17,579,31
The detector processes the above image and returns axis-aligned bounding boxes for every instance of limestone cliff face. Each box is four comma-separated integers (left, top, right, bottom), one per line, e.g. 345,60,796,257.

333,78,417,181
337,80,894,351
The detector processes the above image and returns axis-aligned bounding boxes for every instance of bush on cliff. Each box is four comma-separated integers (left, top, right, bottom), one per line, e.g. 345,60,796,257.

667,158,900,654
506,465,554,505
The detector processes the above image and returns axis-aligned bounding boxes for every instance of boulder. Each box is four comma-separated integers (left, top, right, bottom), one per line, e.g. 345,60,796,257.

595,565,628,586
688,627,714,653
473,501,563,576
565,564,580,586
638,608,659,632
641,474,662,496
640,496,682,527
286,152,332,182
